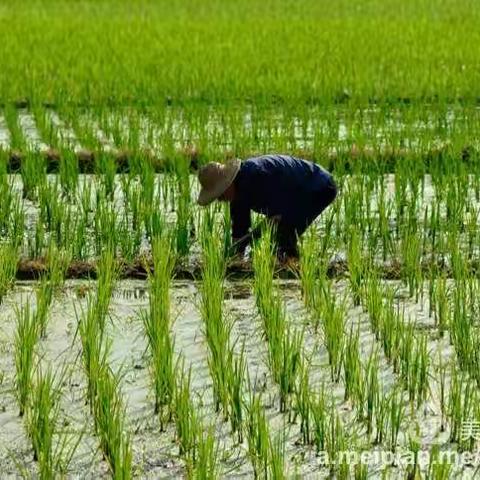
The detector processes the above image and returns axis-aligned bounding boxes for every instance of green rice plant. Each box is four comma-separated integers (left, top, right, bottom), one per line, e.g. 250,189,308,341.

325,403,349,478
144,194,164,244
27,367,80,478
343,326,362,403
96,153,117,201
0,180,15,233
95,246,119,332
35,244,69,337
299,230,319,312
436,353,448,433
193,425,221,480
320,287,346,382
362,267,383,340
59,149,79,197
449,280,478,377
175,165,193,257
226,342,246,443
354,462,369,480
294,361,312,445
268,432,286,480
3,104,25,151
245,393,270,479
14,302,39,416
361,349,380,438
0,241,18,304
173,364,199,475
310,383,328,455
400,227,422,301
77,294,108,408
78,178,93,219
252,226,276,324
118,215,142,263
374,389,389,446
387,386,405,453
431,274,450,337
405,423,421,480
8,196,26,248
347,227,364,306
21,152,47,201
93,197,118,257
141,233,175,429
427,444,452,480
447,367,477,451
93,364,132,479
276,326,304,414
199,212,231,417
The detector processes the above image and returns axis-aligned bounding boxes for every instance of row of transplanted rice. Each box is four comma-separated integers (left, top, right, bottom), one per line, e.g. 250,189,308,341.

0,106,479,167
1,152,480,476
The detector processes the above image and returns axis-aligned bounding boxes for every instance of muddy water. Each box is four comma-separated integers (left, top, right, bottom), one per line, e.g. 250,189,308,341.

0,279,477,478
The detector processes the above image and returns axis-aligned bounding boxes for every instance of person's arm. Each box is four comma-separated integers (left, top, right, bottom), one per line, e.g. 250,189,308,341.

230,198,251,254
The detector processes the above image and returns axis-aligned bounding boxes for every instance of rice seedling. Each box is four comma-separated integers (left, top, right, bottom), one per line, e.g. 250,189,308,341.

96,153,117,201
310,383,328,455
298,230,319,312
226,343,247,443
199,211,247,439
360,349,380,438
199,211,231,417
174,164,193,257
93,365,132,479
400,226,422,300
252,226,303,412
21,152,47,201
294,361,312,445
141,233,176,429
59,149,79,197
245,393,270,479
320,286,346,382
343,325,362,403
387,386,405,454
0,241,18,304
430,274,450,337
325,403,349,478
35,244,69,337
173,364,198,470
194,425,221,480
427,444,452,480
14,302,39,416
268,432,286,480
27,366,80,478
374,390,390,446
347,227,364,306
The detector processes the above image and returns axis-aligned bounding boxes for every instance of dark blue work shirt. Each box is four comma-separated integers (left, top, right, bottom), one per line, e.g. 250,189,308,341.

230,154,333,238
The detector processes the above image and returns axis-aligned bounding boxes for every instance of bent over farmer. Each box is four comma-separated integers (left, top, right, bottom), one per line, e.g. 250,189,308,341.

197,154,337,260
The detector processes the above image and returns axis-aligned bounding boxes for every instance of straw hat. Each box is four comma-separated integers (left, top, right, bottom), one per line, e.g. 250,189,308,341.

197,159,241,206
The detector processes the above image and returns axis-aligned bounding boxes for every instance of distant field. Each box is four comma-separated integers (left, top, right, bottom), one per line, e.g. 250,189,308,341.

0,0,479,106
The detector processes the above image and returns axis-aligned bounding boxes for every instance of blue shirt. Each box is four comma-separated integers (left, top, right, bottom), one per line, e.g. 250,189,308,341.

230,154,333,238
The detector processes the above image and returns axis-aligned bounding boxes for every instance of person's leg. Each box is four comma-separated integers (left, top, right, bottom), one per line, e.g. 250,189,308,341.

275,221,299,259
275,176,338,258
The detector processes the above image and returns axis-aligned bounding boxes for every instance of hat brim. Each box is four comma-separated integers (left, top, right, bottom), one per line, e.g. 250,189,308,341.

197,159,241,206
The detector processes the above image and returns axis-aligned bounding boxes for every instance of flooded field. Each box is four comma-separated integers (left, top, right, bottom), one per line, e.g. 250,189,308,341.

1,275,477,478
2,0,480,477
1,163,480,478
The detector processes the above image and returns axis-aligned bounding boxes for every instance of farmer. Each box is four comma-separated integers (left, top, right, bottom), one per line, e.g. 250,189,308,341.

196,154,337,260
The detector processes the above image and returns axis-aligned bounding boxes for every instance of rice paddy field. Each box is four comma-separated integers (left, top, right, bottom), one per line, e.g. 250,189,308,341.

1,0,480,478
